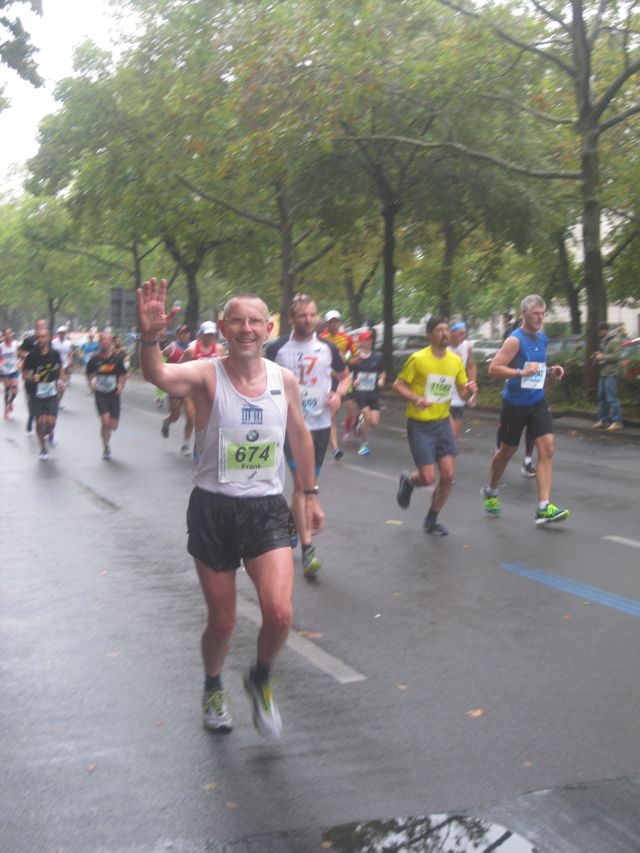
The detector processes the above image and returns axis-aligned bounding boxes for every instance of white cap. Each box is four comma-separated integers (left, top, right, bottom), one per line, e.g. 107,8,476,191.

198,321,217,336
57,325,68,333
325,310,341,322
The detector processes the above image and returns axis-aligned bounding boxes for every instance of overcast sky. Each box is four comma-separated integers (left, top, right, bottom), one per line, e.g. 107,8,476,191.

0,0,128,193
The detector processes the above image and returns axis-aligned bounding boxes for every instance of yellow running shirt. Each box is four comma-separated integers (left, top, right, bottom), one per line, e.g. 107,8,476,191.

397,346,468,422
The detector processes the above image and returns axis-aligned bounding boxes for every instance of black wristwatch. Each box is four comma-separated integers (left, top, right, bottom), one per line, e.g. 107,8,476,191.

303,486,320,495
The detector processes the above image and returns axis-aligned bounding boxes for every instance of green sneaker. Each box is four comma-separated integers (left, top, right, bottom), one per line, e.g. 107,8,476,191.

243,671,282,739
481,486,501,518
302,544,321,577
202,689,233,732
535,503,570,525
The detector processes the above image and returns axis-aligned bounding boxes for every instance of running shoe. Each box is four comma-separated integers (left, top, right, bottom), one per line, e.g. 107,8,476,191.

606,422,623,432
481,486,501,518
161,419,170,438
48,432,57,448
424,519,449,536
521,460,536,478
333,447,344,460
535,503,570,525
396,471,413,508
202,689,233,733
180,443,190,456
357,442,371,456
102,446,112,460
592,420,606,429
38,449,49,462
302,544,321,577
288,514,298,549
243,671,282,739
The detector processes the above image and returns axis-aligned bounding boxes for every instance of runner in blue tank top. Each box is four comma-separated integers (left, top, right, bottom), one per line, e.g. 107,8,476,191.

481,294,570,526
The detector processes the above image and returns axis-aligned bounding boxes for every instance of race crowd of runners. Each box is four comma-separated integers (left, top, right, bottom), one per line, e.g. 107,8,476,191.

3,287,578,740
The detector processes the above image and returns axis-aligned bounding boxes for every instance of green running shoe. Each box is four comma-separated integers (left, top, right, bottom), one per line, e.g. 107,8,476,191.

243,671,282,739
202,689,233,733
481,486,501,518
302,544,321,577
535,503,570,525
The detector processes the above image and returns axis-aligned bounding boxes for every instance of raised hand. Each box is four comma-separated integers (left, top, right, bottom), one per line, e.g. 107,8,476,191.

137,278,180,338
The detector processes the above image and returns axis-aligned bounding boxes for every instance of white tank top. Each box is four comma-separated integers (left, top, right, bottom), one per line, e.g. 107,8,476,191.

450,340,469,407
1,341,19,375
193,359,288,497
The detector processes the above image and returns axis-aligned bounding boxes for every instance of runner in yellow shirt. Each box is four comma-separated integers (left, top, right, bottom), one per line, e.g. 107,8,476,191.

393,316,477,535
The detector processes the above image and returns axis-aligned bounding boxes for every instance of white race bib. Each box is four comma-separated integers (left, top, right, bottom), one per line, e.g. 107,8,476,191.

36,381,57,398
95,375,117,393
358,371,377,392
300,388,324,418
218,427,280,483
425,374,454,404
520,362,546,389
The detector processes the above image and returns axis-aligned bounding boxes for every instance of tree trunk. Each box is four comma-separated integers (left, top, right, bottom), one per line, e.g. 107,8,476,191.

555,230,581,333
439,222,458,317
580,128,607,394
344,267,359,327
184,264,200,331
381,202,398,374
131,242,143,290
48,295,56,334
277,184,295,335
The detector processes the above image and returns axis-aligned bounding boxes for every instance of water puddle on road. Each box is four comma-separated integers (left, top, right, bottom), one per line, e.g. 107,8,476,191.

322,813,537,852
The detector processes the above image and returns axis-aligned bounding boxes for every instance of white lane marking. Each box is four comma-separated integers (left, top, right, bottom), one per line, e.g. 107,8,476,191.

236,596,366,684
603,535,640,550
338,462,398,483
338,462,434,494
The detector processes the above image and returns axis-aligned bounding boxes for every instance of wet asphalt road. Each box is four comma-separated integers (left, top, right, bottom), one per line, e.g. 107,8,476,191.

2,376,640,852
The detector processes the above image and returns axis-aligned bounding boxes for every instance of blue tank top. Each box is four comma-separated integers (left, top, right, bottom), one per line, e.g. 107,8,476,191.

502,327,548,406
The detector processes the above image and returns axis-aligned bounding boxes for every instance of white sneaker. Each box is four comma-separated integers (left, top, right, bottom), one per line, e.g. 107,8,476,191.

243,671,282,739
38,449,49,461
181,443,190,456
48,432,57,448
202,689,233,732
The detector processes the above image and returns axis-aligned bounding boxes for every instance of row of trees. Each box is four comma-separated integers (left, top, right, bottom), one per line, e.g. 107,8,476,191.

2,0,640,381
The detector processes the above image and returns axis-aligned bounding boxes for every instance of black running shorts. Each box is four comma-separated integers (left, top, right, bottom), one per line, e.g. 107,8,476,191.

354,391,381,411
32,396,59,418
284,426,330,477
186,487,291,572
498,398,553,447
94,391,121,420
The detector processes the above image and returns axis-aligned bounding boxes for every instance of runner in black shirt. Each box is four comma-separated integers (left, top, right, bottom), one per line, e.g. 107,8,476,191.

86,330,128,460
19,321,46,434
351,330,386,456
22,322,64,460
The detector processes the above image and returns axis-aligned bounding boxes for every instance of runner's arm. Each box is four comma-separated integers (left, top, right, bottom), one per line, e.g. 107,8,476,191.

392,376,429,409
282,369,324,534
466,344,477,383
487,336,535,379
137,278,210,398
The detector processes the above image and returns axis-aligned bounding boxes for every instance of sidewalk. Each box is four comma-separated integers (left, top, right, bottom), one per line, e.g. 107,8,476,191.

381,392,640,443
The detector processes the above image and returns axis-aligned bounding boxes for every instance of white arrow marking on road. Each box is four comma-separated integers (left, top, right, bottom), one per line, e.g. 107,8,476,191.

603,535,640,550
236,596,366,684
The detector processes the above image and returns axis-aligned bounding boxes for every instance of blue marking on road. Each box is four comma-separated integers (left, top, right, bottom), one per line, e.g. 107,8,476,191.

500,563,640,619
